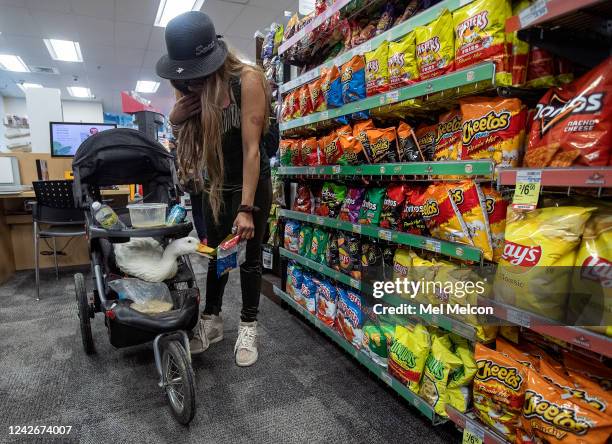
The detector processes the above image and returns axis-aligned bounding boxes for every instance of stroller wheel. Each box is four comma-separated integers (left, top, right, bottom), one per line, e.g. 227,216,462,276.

161,340,196,424
75,273,95,355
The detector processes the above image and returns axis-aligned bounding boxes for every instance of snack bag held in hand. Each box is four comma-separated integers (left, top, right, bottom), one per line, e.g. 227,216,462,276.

388,32,418,89
321,65,343,108
341,55,367,104
397,121,423,161
415,9,454,80
365,41,389,96
389,324,431,392
216,235,246,277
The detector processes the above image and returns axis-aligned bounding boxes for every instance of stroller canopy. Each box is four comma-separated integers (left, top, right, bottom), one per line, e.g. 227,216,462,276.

72,128,178,206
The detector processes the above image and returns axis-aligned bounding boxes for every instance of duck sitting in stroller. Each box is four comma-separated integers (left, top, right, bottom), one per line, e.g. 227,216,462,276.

72,128,200,424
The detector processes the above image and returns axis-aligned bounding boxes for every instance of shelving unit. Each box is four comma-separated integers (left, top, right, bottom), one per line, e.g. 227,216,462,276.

498,167,612,188
505,0,609,32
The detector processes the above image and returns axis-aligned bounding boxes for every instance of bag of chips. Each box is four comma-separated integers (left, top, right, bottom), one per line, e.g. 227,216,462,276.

301,137,320,166
496,337,538,369
309,78,327,113
397,121,423,162
392,248,412,296
361,239,384,282
453,0,512,85
436,109,462,160
494,206,596,322
525,47,556,89
421,183,472,245
286,262,303,302
279,139,294,166
473,343,527,442
308,228,329,264
336,287,363,348
415,124,436,161
339,187,366,223
321,65,343,108
281,93,293,122
319,182,347,218
389,324,431,393
284,220,301,253
415,9,455,80
326,231,340,270
353,119,376,162
293,183,313,214
338,233,361,279
380,183,409,230
448,336,477,388
448,180,494,261
311,183,322,215
300,273,318,314
460,96,526,168
316,279,337,327
524,58,612,168
359,187,386,225
338,134,367,165
563,350,612,392
298,224,313,257
388,32,418,89
341,55,367,104
363,127,399,163
318,132,342,165
510,0,531,86
290,139,302,166
365,41,389,96
362,322,395,367
400,187,430,235
376,2,395,35
480,185,508,263
298,84,313,117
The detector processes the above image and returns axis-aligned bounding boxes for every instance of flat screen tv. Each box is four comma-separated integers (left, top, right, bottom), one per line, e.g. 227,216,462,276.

50,122,116,157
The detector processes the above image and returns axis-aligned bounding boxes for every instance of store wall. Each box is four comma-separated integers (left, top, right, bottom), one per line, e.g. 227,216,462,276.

26,88,63,153
62,101,103,123
0,96,5,150
3,96,28,116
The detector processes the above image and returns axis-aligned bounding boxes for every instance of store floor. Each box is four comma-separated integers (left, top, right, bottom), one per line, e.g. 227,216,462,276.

0,258,459,444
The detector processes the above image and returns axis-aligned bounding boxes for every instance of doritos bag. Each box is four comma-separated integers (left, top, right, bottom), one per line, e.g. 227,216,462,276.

339,187,366,223
453,0,511,85
365,41,389,96
380,183,408,230
319,132,343,165
301,137,320,166
460,96,526,168
415,9,454,80
364,127,399,163
309,78,327,113
435,109,462,160
388,32,418,89
389,324,431,393
494,206,596,322
341,55,366,104
421,183,472,245
448,180,494,261
358,187,386,226
353,119,376,162
480,185,508,263
321,65,343,108
524,58,612,168
298,84,313,117
400,187,430,235
319,182,347,218
397,121,423,162
415,124,436,161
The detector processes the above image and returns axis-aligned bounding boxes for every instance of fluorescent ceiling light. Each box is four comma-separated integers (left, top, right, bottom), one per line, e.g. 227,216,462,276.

135,80,160,93
43,39,83,62
299,0,315,15
0,54,30,72
67,86,93,98
17,82,43,92
154,0,205,27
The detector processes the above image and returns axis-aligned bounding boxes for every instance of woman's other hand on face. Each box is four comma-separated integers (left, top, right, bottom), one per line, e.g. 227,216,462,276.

169,94,201,125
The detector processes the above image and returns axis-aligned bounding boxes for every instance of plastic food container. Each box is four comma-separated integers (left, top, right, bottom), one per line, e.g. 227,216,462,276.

127,203,168,228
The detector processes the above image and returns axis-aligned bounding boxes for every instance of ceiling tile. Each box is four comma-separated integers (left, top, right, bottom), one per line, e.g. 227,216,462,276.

224,35,255,61
142,50,164,68
248,0,294,9
115,47,145,68
75,16,115,47
0,6,40,37
115,0,158,25
0,35,52,66
115,21,151,50
25,0,72,14
69,0,114,20
225,5,278,39
31,10,79,40
201,0,245,35
147,27,166,52
80,44,114,67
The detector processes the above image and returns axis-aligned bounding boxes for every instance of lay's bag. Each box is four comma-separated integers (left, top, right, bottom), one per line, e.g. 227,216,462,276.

388,31,418,89
415,9,454,80
365,41,389,96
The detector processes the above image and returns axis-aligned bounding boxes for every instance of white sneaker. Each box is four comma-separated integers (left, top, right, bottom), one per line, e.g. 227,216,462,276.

234,321,258,367
189,314,223,355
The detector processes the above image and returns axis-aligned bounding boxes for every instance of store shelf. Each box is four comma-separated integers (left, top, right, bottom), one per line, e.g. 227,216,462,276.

279,63,495,131
446,406,511,444
277,160,495,179
505,0,608,32
279,247,362,291
280,0,477,93
280,209,484,262
274,285,445,424
479,297,612,359
498,167,612,188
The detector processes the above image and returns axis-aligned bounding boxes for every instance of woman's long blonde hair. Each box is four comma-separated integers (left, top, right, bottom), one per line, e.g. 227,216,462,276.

175,50,270,223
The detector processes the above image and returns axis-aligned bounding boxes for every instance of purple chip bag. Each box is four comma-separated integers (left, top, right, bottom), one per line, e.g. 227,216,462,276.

339,187,365,223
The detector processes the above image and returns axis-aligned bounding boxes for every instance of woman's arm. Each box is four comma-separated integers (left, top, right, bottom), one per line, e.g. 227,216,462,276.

234,68,267,240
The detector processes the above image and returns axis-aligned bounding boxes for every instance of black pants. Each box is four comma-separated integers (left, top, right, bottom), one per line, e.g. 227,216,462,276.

202,178,272,322
190,193,208,241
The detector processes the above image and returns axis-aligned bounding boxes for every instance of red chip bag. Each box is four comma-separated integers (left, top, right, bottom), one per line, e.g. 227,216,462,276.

309,79,327,113
301,137,320,166
298,84,313,117
436,109,462,160
293,183,313,214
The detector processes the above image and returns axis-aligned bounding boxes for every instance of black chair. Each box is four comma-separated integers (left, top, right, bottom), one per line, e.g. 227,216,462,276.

32,180,96,300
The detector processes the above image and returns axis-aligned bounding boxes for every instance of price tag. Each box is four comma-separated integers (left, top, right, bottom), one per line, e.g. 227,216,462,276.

379,230,393,241
316,216,325,225
424,239,442,253
349,278,360,289
304,115,312,124
386,90,399,103
360,41,372,53
519,0,548,27
462,420,485,444
332,165,341,174
512,169,541,210
321,110,329,120
379,95,387,106
352,224,362,234
380,371,393,386
506,307,531,328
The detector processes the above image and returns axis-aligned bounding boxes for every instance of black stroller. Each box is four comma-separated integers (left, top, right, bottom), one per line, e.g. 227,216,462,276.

71,128,199,424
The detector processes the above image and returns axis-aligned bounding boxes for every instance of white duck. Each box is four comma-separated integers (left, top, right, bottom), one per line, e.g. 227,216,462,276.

113,236,199,282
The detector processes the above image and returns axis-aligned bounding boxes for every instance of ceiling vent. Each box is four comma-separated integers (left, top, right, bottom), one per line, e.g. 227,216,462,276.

29,66,60,74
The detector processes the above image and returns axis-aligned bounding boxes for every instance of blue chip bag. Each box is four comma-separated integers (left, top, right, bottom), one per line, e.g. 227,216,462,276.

321,65,343,109
341,55,366,104
315,279,337,327
287,262,303,303
300,273,318,314
335,286,364,348
283,220,301,253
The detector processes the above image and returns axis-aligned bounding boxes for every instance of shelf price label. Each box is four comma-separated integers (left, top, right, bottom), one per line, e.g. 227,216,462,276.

320,111,329,120
462,419,485,444
424,239,441,253
385,90,399,103
512,169,541,210
352,224,362,234
379,230,393,241
506,307,531,328
349,278,360,289
519,0,548,28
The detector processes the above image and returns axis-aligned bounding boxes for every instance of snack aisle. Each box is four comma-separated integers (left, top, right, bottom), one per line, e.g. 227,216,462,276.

261,0,612,443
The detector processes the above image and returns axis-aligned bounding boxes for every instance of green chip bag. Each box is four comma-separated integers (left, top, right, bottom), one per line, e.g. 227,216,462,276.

320,182,347,218
448,335,477,388
309,228,329,264
358,187,386,225
298,225,313,257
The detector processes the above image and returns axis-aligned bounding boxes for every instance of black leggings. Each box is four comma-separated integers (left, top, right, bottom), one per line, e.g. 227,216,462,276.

190,193,208,241
201,178,272,322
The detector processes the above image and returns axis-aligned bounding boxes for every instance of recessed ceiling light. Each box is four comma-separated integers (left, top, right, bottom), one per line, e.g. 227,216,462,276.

0,55,30,72
154,0,205,27
135,80,160,93
43,39,83,62
17,82,43,92
67,86,93,98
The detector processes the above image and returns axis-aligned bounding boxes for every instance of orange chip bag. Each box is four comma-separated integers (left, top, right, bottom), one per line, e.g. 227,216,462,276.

338,134,366,165
473,343,527,441
415,123,437,161
460,97,526,168
480,185,508,263
335,124,353,137
448,180,494,261
436,109,462,160
319,132,343,165
397,121,424,162
496,337,538,369
279,139,295,166
308,78,327,113
281,92,295,122
301,137,320,166
421,183,472,246
415,9,454,80
298,84,313,117
364,127,399,164
522,368,612,444
353,119,376,162
563,350,612,392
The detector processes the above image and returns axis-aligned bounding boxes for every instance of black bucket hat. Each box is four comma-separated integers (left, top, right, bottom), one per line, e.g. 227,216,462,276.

156,11,228,80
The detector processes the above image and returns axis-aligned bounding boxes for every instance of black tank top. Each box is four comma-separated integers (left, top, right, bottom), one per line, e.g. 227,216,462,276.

219,76,271,188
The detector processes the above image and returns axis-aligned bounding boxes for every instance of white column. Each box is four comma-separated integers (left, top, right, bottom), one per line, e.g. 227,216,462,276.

26,88,62,153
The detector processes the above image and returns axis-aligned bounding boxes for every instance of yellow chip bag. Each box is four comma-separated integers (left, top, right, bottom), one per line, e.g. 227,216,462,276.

410,251,438,304
415,9,454,80
388,31,418,89
420,334,463,417
453,0,512,85
446,386,470,412
388,324,431,393
392,248,413,298
365,41,389,96
448,335,477,388
480,185,509,263
435,109,462,161
421,183,472,246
